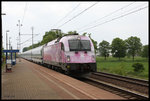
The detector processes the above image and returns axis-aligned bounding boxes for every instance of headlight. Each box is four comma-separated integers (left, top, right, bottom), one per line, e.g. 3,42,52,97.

67,56,70,62
77,37,80,40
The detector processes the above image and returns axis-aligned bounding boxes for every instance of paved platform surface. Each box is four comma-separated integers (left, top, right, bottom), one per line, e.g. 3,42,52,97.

2,59,61,99
1,59,124,100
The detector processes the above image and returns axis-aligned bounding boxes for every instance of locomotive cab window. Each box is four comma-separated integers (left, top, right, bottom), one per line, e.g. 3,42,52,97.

68,40,91,51
61,42,64,51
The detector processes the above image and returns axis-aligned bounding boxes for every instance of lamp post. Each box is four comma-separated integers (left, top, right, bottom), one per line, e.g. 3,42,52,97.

6,30,9,50
9,37,11,50
16,37,19,49
17,20,22,62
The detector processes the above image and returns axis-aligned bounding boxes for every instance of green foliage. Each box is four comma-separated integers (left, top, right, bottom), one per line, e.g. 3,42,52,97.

67,30,77,35
23,47,28,52
96,56,148,80
63,31,79,37
41,31,58,44
125,36,142,61
82,32,87,36
132,63,144,73
99,40,110,60
111,38,127,60
110,63,126,76
141,45,149,58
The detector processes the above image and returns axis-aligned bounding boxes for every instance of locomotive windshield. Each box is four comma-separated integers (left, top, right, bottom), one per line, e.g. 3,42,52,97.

68,40,91,51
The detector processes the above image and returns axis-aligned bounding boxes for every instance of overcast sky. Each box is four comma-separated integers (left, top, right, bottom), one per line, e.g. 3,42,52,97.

2,1,149,52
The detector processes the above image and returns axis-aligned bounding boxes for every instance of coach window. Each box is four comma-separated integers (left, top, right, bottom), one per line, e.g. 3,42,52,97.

61,42,64,51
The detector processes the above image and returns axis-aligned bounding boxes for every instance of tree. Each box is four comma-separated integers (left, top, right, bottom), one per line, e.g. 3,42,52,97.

99,40,110,60
111,38,126,60
41,31,58,45
82,32,87,36
125,36,142,61
67,30,77,35
141,45,149,58
23,47,28,52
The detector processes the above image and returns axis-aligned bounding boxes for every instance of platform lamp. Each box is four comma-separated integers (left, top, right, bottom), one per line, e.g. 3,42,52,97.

6,30,10,50
17,20,23,62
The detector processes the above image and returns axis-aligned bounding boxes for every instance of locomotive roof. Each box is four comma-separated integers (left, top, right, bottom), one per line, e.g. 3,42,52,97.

59,35,90,42
47,34,90,45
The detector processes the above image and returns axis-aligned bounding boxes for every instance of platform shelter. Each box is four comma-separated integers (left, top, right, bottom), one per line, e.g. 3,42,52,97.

3,49,19,72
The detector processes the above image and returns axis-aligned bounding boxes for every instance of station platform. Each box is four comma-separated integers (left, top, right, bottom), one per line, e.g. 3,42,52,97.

2,59,61,99
1,58,124,100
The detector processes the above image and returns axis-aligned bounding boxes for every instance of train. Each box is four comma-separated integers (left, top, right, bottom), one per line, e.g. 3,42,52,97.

21,34,97,75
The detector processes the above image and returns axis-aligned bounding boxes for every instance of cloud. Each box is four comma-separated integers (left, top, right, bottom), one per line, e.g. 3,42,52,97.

36,2,72,16
2,2,26,19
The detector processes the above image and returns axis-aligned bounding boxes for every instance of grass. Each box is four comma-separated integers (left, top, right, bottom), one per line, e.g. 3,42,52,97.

96,56,149,80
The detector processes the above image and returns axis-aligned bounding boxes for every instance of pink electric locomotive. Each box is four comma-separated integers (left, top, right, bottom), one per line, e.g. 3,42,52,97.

21,34,97,75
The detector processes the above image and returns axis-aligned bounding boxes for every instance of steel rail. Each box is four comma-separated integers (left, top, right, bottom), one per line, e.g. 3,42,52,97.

83,76,148,100
92,72,148,86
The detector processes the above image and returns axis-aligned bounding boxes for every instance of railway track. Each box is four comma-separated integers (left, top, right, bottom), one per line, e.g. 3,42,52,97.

23,59,149,99
27,61,125,99
78,72,149,100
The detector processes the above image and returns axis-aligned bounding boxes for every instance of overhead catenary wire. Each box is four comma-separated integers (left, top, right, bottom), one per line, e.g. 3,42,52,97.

78,6,148,33
77,2,135,31
119,2,148,14
57,2,99,28
51,3,81,28
21,43,29,47
20,2,98,47
20,33,40,45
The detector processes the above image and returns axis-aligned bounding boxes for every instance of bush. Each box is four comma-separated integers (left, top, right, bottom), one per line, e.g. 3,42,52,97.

132,63,144,72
